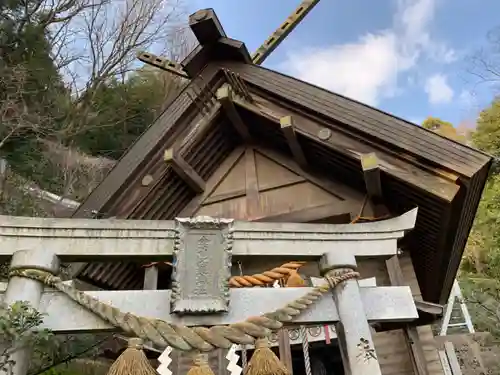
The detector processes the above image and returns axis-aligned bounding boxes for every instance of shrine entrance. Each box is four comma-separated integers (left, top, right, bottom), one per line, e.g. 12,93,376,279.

291,342,344,375
237,340,344,375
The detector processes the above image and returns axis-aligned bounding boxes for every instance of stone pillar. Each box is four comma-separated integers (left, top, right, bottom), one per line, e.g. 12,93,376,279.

1,249,60,375
320,252,382,375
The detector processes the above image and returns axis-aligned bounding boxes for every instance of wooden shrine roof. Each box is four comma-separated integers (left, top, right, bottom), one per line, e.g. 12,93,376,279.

71,9,493,305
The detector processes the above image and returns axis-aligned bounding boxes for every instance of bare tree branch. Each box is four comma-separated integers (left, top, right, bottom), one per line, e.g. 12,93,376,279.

1,0,193,207
0,66,50,150
57,0,192,97
468,27,500,90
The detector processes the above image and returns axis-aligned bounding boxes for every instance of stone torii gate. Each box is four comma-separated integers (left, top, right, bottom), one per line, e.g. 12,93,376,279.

0,208,419,375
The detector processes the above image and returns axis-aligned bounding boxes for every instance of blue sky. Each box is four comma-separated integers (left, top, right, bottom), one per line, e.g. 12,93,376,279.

188,0,500,128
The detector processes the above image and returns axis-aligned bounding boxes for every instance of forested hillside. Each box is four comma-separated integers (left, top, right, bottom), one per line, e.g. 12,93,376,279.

0,0,192,217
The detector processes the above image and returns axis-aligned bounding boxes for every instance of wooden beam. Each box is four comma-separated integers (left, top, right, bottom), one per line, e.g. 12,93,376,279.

179,147,245,217
405,327,430,375
414,300,443,316
204,177,304,205
164,148,205,194
245,148,260,219
385,256,443,317
182,44,211,78
280,115,307,168
278,329,294,375
361,153,382,199
253,202,353,223
231,94,460,203
444,342,462,375
256,147,373,216
216,85,251,141
361,153,389,217
386,256,430,375
137,51,189,78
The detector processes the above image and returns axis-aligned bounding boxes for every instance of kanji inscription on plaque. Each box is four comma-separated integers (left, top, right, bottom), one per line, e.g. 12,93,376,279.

171,216,233,314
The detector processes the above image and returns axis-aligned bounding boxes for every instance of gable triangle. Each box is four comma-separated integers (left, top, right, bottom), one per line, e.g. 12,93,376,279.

205,147,306,205
254,150,304,190
209,152,246,199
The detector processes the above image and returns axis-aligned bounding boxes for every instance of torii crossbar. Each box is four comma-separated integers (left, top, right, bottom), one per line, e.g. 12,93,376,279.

0,209,419,375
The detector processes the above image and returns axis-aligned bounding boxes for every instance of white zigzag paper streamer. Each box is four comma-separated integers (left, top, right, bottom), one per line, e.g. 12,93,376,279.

226,345,242,375
157,346,173,375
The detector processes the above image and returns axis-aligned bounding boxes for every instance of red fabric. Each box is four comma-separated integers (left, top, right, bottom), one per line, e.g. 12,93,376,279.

324,325,331,344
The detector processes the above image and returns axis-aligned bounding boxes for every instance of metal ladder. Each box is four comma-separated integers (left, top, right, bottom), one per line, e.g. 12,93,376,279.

438,280,474,375
440,279,475,336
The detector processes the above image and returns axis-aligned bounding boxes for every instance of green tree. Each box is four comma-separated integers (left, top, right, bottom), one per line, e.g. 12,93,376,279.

0,301,53,372
0,0,67,133
0,0,70,196
462,173,500,276
473,98,500,158
422,116,468,143
71,67,184,160
455,93,500,344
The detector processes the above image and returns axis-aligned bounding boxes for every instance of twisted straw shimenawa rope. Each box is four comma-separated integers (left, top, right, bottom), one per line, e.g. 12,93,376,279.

144,261,307,288
229,261,306,287
9,268,359,352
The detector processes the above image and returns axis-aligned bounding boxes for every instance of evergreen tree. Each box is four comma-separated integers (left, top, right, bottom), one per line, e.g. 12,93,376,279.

473,98,500,159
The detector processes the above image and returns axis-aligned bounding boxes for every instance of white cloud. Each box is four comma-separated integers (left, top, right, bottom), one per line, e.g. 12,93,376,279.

287,34,400,105
425,74,454,104
279,0,455,106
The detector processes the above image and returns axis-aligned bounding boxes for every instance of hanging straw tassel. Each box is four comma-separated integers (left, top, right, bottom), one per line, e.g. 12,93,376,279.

246,338,290,375
107,337,157,375
187,352,216,375
285,270,306,287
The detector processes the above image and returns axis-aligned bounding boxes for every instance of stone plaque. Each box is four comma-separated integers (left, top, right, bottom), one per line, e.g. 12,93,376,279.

171,216,233,314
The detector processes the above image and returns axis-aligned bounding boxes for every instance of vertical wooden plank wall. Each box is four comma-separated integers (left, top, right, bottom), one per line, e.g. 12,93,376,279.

372,253,445,375
401,254,445,375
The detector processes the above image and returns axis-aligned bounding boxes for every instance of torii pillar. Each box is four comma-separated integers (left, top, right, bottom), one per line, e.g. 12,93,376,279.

321,251,381,374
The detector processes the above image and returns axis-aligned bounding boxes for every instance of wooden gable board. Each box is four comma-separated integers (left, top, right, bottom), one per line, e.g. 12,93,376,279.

190,146,367,221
